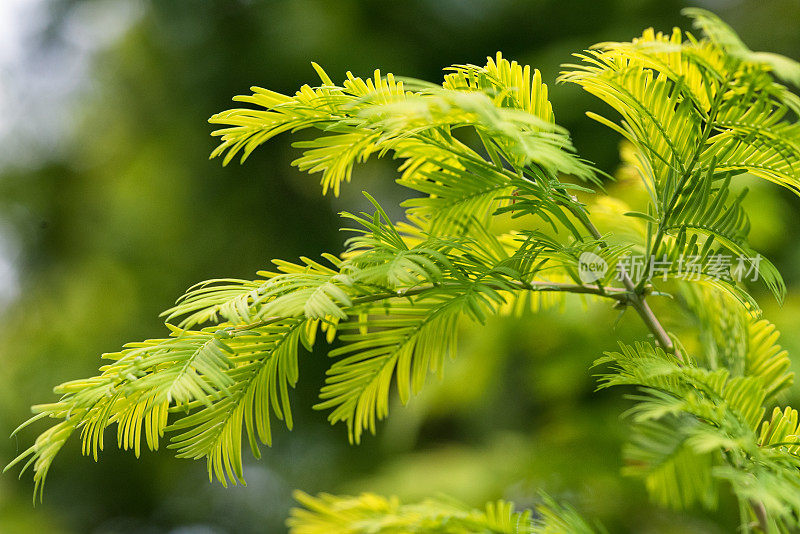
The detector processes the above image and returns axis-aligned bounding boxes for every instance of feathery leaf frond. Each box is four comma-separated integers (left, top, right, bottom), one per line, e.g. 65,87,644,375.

598,340,800,528
210,55,594,235
562,11,800,307
680,285,793,399
7,321,308,492
287,491,604,534
288,491,534,534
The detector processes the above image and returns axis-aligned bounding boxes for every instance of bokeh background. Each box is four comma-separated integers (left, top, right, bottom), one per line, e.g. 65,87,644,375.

0,1,799,532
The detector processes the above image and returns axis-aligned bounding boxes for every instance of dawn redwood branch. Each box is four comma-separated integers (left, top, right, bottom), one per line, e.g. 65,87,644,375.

230,280,630,333
566,202,682,361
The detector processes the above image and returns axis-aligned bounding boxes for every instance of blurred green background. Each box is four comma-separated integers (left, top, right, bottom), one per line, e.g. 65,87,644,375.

0,1,799,532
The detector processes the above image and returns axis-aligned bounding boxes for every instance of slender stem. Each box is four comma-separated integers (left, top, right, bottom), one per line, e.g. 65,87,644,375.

517,281,629,299
353,280,628,305
567,203,681,360
230,280,629,333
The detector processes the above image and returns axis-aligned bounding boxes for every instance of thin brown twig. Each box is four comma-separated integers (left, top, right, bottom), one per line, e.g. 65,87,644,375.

567,203,682,361
227,280,630,333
